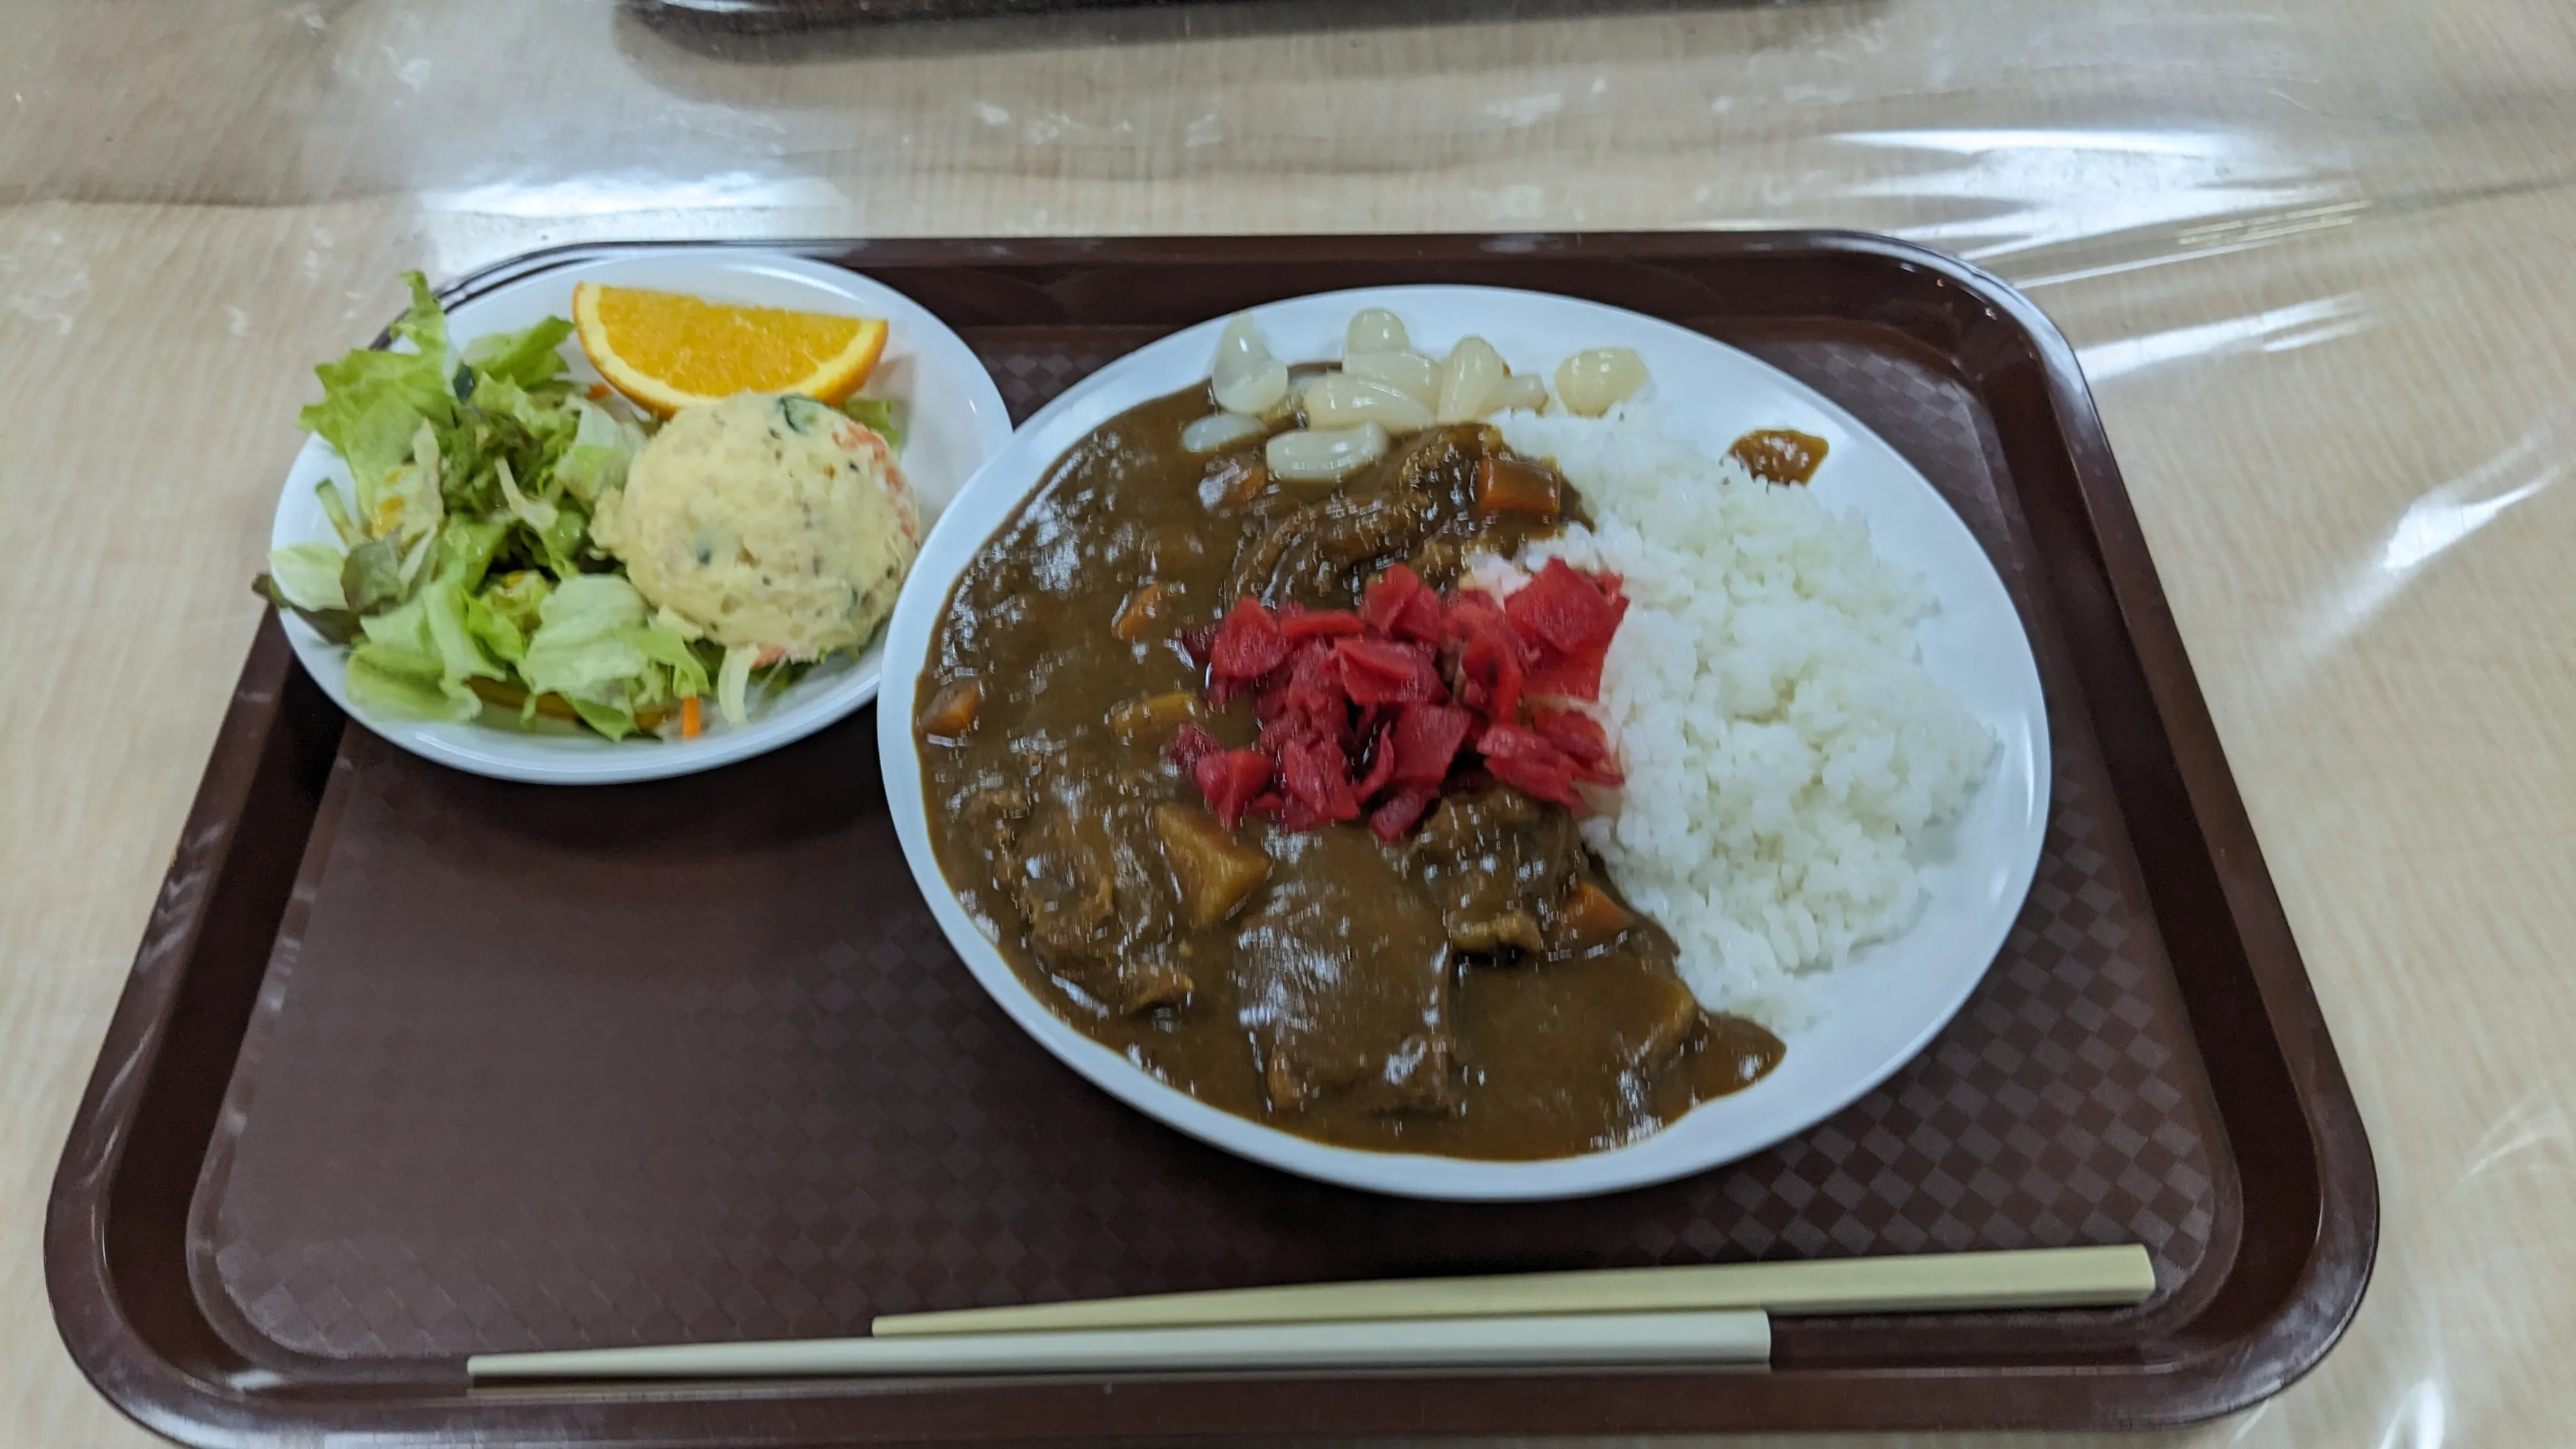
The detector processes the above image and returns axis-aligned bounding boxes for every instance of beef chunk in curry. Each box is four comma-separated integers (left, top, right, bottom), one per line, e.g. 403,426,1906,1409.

1409,787,1588,954
919,381,1782,1161
1222,424,1561,603
955,769,1192,1016
1236,826,1456,1115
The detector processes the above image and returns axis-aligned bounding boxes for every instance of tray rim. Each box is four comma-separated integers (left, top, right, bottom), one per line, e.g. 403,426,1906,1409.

45,229,2377,1445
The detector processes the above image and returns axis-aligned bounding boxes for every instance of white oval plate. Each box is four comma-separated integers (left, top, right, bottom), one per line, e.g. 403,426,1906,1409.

272,249,1013,785
880,286,2050,1200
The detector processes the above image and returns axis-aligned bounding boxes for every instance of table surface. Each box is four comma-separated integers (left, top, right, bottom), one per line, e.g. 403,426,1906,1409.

4,0,2570,1444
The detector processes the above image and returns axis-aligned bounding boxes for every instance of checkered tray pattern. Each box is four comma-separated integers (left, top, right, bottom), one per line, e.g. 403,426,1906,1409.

191,326,2232,1363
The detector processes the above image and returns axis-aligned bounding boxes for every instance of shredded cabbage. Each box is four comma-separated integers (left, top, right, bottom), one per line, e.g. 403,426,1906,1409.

717,643,757,728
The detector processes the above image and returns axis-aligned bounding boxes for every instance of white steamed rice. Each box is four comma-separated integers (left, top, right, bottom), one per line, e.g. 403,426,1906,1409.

1483,413,1993,1018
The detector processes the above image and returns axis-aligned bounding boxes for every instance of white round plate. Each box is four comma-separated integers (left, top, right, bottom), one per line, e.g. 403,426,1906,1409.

880,286,2050,1200
272,248,1013,784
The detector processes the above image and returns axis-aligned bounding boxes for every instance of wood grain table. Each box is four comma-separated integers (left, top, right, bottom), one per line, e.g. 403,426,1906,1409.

4,0,2571,1443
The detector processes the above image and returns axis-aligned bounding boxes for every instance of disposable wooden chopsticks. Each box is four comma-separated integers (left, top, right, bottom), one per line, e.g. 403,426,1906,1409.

465,1245,2151,1383
466,1310,1772,1381
869,1243,2158,1338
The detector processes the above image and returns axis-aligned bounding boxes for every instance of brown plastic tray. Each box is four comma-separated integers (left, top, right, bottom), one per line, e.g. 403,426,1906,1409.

47,233,2374,1445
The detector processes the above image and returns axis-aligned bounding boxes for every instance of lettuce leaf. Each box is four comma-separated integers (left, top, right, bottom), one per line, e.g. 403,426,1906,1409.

463,372,571,438
493,457,559,536
251,573,358,645
299,273,456,500
634,624,710,700
839,395,908,455
433,380,579,529
388,270,450,369
463,316,575,389
305,363,444,500
434,516,513,591
464,565,553,666
420,573,500,689
464,594,527,665
519,574,652,700
534,503,588,578
558,397,647,505
266,542,349,612
479,569,553,634
514,574,712,740
339,537,405,615
345,568,502,721
346,647,473,722
566,696,641,740
377,422,445,573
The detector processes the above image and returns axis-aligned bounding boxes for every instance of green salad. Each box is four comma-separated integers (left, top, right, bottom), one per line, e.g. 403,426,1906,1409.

256,273,907,741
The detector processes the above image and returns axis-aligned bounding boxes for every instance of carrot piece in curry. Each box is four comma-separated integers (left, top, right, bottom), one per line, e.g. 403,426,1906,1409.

1108,691,1206,742
1113,582,1169,640
1554,879,1634,951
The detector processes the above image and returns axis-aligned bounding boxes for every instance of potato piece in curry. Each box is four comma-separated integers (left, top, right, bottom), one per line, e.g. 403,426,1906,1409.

919,381,1781,1161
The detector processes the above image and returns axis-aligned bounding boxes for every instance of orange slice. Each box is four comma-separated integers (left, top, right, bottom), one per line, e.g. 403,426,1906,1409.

571,282,888,418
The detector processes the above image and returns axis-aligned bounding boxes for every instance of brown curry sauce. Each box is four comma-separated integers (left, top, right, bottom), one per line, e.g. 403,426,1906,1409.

918,383,1783,1162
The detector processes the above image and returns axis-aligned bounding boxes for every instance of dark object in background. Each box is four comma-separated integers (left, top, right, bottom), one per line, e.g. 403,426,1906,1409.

635,0,1254,32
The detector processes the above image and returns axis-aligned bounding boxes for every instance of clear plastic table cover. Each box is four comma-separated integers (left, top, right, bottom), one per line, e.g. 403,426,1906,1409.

2,0,2570,1445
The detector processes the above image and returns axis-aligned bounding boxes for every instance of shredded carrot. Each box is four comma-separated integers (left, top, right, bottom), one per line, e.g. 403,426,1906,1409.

588,382,614,401
681,696,702,739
